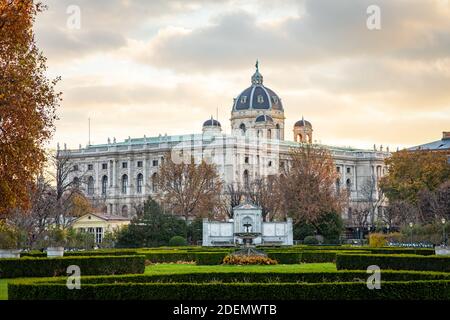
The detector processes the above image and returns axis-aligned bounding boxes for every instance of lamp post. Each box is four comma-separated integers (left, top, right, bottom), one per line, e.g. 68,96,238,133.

386,224,390,234
442,218,446,246
409,222,414,246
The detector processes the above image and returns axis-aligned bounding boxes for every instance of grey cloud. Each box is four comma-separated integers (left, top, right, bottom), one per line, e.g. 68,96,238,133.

144,0,450,71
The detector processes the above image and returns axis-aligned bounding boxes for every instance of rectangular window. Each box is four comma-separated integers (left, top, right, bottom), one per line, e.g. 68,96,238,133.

244,156,249,164
137,161,143,167
122,162,128,169
95,227,103,244
347,167,351,174
102,163,108,170
336,166,341,173
152,160,158,167
73,165,79,171
87,164,93,170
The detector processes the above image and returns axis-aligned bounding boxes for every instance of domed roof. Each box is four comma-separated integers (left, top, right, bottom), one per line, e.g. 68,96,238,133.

294,117,312,128
232,61,283,112
255,114,274,123
203,117,221,127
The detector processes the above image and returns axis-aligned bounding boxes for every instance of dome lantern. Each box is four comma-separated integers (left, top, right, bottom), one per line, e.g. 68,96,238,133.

251,60,263,85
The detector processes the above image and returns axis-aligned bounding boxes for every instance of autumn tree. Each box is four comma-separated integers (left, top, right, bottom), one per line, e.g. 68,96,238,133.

354,176,386,226
0,1,60,216
380,150,450,204
246,176,283,222
281,144,344,225
417,181,450,224
155,154,223,221
51,150,92,226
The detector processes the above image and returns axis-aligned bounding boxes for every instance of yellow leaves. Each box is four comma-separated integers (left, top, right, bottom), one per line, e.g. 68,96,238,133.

382,150,450,203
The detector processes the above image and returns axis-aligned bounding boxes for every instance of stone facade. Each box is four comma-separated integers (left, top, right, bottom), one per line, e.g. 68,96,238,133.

59,63,390,228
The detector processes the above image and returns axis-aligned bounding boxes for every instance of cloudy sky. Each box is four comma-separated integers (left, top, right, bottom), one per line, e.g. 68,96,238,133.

35,0,450,150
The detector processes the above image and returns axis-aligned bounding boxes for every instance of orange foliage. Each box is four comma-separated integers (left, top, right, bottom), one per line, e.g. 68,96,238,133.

222,255,278,265
0,1,60,216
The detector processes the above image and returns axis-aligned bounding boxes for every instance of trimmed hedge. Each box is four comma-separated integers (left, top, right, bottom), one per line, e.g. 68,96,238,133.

9,281,450,300
194,252,227,265
0,255,145,278
336,253,450,272
267,252,301,264
49,270,450,284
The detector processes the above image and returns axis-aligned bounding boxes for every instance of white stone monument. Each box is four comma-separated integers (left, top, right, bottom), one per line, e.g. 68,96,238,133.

202,203,293,246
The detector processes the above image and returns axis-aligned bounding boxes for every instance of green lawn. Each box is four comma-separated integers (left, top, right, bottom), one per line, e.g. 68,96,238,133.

0,279,7,301
144,263,337,274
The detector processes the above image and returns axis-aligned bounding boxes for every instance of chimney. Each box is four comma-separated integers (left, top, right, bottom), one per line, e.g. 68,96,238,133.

443,132,450,140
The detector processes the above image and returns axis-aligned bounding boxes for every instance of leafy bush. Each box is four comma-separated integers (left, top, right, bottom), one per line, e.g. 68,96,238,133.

336,253,450,272
399,222,449,245
187,218,203,245
67,230,95,250
0,255,145,278
0,221,25,249
222,255,277,265
368,233,388,247
303,236,319,245
116,197,187,247
169,236,187,247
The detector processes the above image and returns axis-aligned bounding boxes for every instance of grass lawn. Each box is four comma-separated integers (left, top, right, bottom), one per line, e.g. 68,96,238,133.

0,279,8,301
144,263,337,274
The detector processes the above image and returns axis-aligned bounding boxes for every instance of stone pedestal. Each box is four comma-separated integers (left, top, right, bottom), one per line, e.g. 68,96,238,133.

435,246,450,255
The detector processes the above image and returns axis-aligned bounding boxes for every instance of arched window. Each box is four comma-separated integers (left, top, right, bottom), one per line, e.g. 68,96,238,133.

243,170,249,188
296,134,302,143
275,124,280,139
101,175,108,195
346,178,351,190
73,177,80,188
121,174,128,194
152,173,158,192
137,173,143,194
121,205,128,217
239,123,246,136
87,176,94,195
267,129,272,139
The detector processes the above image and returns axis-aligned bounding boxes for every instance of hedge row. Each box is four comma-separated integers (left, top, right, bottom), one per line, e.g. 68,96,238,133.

46,270,450,284
0,255,145,278
9,278,450,300
336,253,450,272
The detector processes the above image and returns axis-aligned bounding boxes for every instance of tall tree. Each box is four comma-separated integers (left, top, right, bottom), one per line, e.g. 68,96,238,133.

116,197,187,248
281,144,344,224
0,1,60,216
246,176,283,222
357,176,386,225
156,154,223,221
380,150,450,204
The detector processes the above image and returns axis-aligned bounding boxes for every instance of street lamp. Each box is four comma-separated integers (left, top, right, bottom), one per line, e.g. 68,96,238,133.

386,224,390,234
442,218,446,246
409,222,414,246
